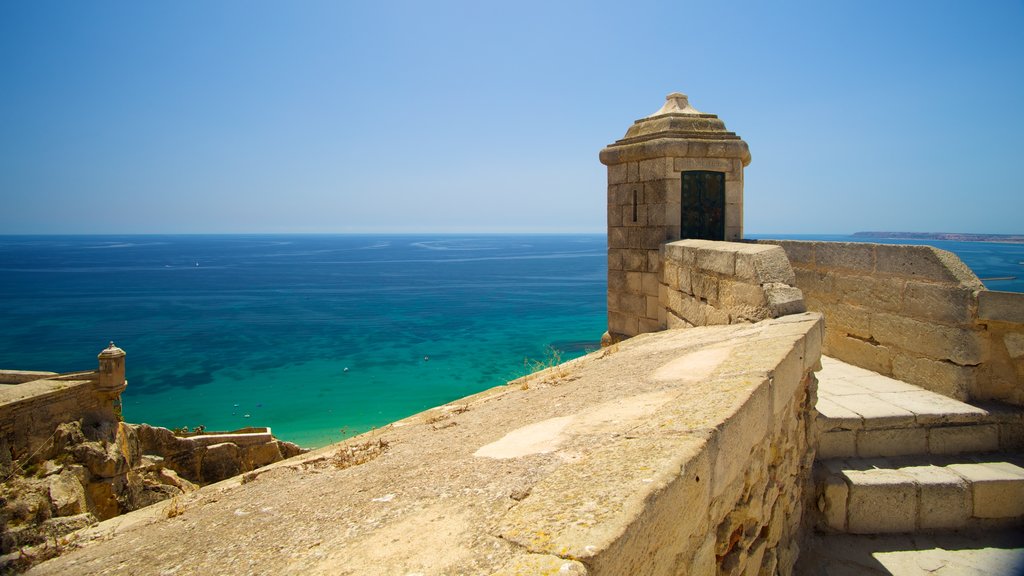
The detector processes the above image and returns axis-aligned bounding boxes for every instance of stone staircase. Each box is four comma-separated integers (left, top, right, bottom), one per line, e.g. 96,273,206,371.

801,356,1024,574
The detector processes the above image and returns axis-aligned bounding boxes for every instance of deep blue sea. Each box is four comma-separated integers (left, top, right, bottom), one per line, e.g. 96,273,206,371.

0,234,1020,448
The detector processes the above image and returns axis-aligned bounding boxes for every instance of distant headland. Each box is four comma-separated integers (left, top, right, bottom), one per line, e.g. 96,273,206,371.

853,231,1024,244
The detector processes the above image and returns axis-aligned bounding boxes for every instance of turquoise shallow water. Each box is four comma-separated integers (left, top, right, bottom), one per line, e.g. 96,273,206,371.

0,235,607,447
0,233,1020,448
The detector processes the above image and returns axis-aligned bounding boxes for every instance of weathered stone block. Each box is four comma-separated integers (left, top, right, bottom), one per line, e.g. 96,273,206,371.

725,202,742,229
705,304,730,326
764,284,806,317
620,293,647,316
903,281,974,324
696,247,736,276
677,294,706,325
691,272,719,305
855,428,927,458
662,260,679,289
818,430,856,459
608,183,633,206
643,179,677,204
871,313,986,366
674,157,733,173
891,354,974,401
839,274,903,312
608,249,624,272
948,462,1024,518
725,181,743,205
711,380,771,501
793,269,836,304
771,344,804,416
608,311,639,336
817,242,874,273
876,244,983,287
626,161,640,183
626,271,643,294
761,240,814,266
678,266,692,294
608,163,629,185
639,157,674,181
826,332,891,375
645,296,661,320
646,250,661,273
666,311,691,330
750,247,795,285
638,317,662,333
623,249,646,272
928,424,999,455
720,280,767,309
977,290,1024,323
642,272,659,295
608,270,627,292
663,203,681,227
819,474,848,531
902,465,970,530
608,204,622,228
608,226,628,249
844,469,917,533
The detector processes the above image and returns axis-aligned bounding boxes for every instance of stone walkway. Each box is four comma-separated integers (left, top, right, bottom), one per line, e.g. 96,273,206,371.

800,530,1024,575
802,356,1024,575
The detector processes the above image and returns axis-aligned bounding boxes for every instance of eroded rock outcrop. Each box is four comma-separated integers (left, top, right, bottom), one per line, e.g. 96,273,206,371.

0,419,304,570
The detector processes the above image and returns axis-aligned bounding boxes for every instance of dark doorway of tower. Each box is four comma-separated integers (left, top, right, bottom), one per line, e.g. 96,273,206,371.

681,170,725,241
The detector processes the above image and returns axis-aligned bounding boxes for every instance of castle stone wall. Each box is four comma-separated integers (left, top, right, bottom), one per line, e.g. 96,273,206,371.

29,314,824,576
0,373,113,461
660,239,806,330
761,240,1023,405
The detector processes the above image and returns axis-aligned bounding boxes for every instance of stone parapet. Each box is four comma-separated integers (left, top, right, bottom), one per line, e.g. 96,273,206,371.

29,314,825,576
0,370,59,385
761,240,1023,405
0,373,108,460
661,239,806,330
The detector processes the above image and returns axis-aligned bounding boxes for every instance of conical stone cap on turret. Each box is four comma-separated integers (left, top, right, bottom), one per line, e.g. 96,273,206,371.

600,92,750,166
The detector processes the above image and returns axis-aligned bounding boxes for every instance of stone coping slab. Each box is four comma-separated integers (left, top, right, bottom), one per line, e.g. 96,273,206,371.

0,375,96,405
28,314,822,576
817,356,991,430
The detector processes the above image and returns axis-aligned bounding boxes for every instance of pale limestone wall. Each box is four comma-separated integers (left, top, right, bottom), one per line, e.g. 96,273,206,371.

660,239,805,329
975,290,1024,404
0,372,113,460
761,240,1023,405
28,315,824,576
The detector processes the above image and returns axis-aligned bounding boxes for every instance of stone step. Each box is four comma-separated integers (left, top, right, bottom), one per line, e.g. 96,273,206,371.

815,356,1024,459
815,453,1024,535
796,529,1024,575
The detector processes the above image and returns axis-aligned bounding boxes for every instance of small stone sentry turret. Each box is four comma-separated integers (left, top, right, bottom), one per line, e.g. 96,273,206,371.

600,92,750,343
96,342,127,412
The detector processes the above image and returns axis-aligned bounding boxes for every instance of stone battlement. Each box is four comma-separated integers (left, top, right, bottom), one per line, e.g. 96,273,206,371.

27,314,824,575
761,240,1024,406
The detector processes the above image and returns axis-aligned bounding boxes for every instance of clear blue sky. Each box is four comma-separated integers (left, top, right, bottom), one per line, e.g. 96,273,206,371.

1,1,1021,235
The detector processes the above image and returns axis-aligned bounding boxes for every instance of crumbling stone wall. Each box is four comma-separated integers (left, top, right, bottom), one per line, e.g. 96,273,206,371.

660,239,805,329
761,240,1023,404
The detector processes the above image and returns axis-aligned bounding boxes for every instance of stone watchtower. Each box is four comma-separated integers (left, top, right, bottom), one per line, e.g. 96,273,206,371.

96,342,127,417
600,92,751,343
